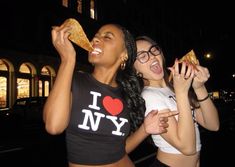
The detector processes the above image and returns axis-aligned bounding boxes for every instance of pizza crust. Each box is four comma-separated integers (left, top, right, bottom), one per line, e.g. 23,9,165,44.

62,18,94,52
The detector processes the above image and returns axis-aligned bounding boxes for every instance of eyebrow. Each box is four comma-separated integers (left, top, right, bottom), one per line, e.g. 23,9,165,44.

148,45,156,50
137,47,152,53
137,45,156,54
137,50,147,55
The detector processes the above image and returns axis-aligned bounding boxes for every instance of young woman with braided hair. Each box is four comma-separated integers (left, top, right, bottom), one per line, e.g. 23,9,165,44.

43,23,177,167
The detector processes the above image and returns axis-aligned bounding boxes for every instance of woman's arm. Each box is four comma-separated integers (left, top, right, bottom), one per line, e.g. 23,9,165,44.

192,65,219,131
161,61,197,155
43,25,76,135
126,110,178,153
194,86,219,131
126,124,148,154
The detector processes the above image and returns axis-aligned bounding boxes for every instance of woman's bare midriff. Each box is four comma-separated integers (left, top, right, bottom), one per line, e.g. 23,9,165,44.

68,154,135,167
157,149,200,167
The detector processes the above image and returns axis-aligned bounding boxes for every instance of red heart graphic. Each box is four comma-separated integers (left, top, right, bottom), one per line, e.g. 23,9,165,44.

102,96,123,116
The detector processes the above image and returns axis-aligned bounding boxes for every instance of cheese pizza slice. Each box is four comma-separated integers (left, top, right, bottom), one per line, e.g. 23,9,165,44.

169,50,199,81
62,18,94,52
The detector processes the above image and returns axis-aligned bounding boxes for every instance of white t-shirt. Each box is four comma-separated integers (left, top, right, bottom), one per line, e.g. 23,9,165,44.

142,86,201,154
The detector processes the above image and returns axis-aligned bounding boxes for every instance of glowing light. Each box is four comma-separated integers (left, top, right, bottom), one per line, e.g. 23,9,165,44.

203,52,213,60
205,53,211,58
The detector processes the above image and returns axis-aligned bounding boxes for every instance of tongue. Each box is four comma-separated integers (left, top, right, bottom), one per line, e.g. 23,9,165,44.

150,64,162,74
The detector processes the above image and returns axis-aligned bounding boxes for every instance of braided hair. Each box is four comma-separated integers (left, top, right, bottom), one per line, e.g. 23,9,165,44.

113,24,146,132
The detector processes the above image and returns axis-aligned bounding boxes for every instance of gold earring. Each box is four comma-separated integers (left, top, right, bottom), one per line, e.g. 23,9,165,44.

120,61,126,70
120,55,128,70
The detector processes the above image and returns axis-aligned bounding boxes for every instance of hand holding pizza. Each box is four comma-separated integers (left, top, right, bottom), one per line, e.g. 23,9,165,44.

192,65,210,90
169,50,199,82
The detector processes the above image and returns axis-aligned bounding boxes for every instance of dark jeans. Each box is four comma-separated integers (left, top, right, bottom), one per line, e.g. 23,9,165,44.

149,159,170,167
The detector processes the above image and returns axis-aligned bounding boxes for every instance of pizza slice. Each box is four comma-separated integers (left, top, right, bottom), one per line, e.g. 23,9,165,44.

178,50,199,67
62,18,94,52
169,50,199,81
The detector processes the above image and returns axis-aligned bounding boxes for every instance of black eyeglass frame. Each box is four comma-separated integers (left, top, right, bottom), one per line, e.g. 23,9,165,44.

136,44,162,64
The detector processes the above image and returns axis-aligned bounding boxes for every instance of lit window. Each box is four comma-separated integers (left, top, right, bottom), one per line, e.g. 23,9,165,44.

0,59,9,108
39,80,43,97
0,77,7,108
41,66,50,76
62,0,68,7
17,63,34,98
39,66,55,97
17,78,30,98
77,0,82,13
39,80,49,97
0,60,8,71
19,63,31,74
90,0,95,19
44,81,49,96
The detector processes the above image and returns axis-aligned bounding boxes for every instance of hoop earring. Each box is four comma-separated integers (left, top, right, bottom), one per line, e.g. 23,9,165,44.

136,72,143,78
120,61,126,70
120,54,128,70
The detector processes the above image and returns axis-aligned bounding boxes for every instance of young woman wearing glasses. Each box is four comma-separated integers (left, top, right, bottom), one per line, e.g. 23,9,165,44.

134,36,219,167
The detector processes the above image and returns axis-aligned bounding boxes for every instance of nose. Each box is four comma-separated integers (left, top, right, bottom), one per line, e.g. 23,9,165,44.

92,36,100,44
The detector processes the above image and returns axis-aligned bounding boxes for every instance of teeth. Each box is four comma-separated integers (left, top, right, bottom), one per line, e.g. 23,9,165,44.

151,61,159,66
91,47,102,55
91,51,100,54
94,48,102,52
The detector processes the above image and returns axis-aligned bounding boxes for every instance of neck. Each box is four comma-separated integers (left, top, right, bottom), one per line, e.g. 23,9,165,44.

92,68,118,87
148,79,166,88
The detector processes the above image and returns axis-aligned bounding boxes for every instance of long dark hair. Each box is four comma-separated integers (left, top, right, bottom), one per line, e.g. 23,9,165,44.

135,35,199,109
135,35,200,146
114,25,146,132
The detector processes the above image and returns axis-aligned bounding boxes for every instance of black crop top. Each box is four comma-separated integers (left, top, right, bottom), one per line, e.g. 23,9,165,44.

66,71,131,165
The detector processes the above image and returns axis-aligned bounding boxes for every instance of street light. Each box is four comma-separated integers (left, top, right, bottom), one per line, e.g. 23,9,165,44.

204,53,212,60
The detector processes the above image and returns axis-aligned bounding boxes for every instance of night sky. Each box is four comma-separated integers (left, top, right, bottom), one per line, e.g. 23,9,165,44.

97,0,234,90
0,0,234,90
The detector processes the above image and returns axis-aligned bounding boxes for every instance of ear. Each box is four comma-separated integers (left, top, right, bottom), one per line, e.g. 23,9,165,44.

121,53,128,62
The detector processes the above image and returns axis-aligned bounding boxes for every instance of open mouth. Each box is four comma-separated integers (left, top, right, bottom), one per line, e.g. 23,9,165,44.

90,47,102,55
150,60,162,74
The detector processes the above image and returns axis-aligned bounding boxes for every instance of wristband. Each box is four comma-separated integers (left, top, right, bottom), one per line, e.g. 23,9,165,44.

197,94,210,102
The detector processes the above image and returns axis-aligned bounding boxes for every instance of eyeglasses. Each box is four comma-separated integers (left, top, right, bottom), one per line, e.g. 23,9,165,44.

136,45,161,63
